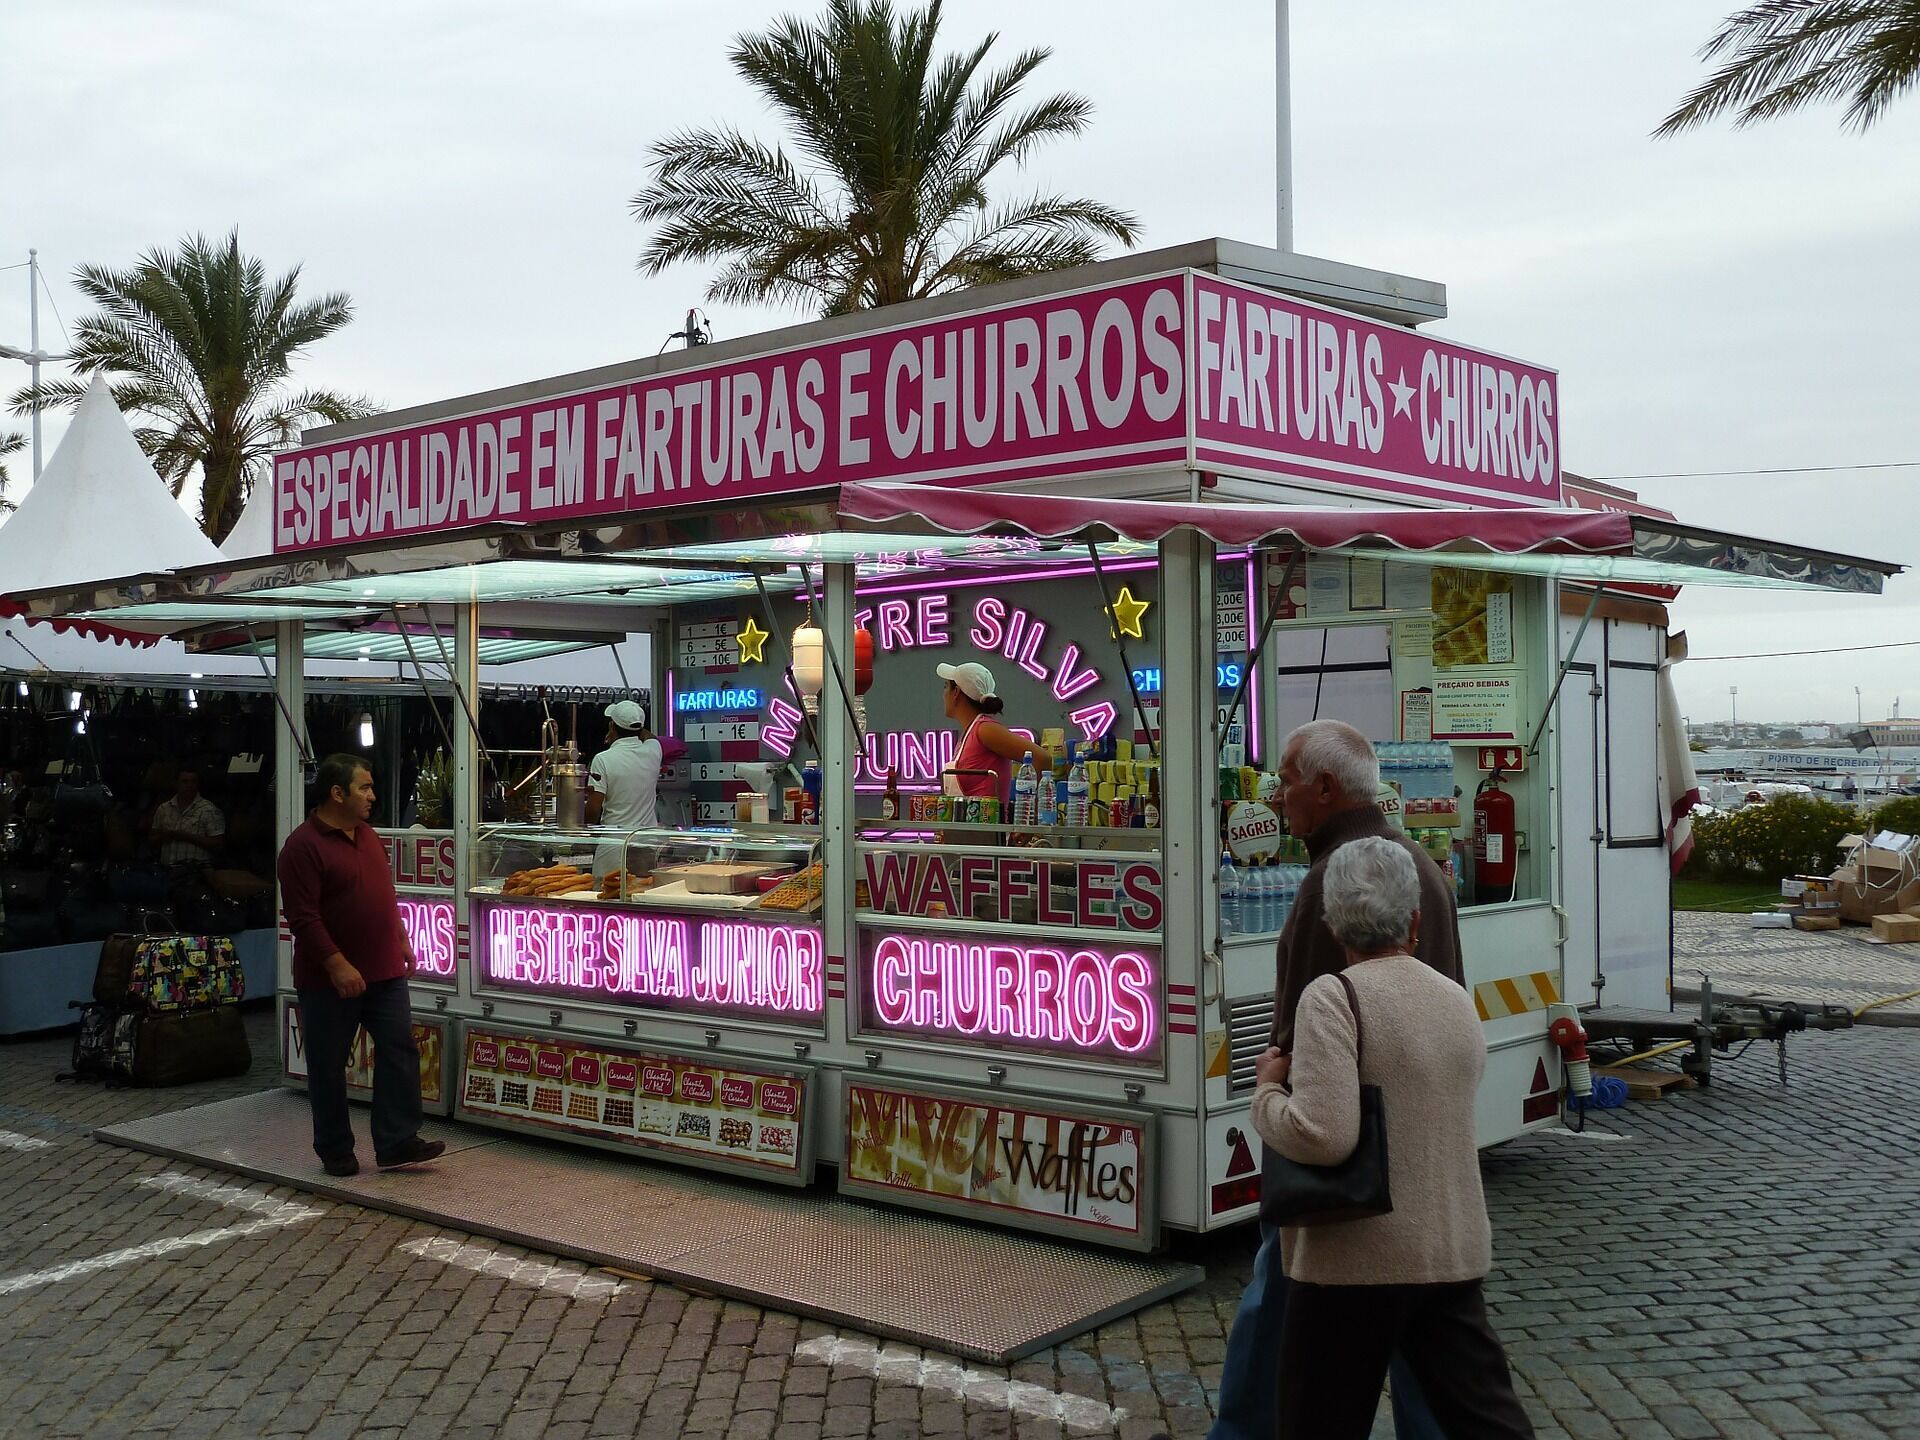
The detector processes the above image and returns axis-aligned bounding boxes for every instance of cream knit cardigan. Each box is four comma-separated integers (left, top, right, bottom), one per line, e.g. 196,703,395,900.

1251,953,1493,1286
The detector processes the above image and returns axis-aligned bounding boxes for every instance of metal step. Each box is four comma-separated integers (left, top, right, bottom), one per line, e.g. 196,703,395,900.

96,1089,1201,1364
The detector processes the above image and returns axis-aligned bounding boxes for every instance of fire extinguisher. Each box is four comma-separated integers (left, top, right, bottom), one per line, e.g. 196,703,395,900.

1473,770,1517,904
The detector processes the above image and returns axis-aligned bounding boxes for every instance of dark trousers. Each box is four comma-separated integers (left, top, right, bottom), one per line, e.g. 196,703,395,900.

1277,1279,1535,1440
296,976,422,1161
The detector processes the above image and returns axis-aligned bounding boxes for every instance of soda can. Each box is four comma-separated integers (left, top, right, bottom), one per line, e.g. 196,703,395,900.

936,795,953,824
966,796,985,824
980,796,999,824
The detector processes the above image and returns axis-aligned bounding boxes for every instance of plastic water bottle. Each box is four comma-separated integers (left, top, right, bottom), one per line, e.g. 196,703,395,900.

1279,863,1302,930
1219,855,1242,937
1012,751,1038,826
1066,750,1091,826
1258,859,1279,933
1037,769,1058,827
1240,858,1262,934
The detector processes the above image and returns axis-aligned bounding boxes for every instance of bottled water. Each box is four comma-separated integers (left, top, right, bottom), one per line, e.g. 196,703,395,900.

1219,855,1242,937
1037,771,1058,827
1066,751,1091,826
1011,751,1039,826
1242,858,1265,933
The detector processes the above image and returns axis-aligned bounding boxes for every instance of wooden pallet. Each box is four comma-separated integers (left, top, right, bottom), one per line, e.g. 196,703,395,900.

1594,1065,1698,1101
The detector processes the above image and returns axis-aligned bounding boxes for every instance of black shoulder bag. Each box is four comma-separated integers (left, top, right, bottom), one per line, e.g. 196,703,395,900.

1260,971,1393,1226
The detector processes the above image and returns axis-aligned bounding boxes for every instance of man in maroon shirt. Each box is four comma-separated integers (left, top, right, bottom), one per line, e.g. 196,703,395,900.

279,754,445,1176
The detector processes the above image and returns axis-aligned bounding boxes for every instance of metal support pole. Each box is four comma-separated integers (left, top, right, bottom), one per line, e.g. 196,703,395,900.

1275,1,1293,253
821,562,856,1052
1218,550,1299,758
28,249,42,481
1084,539,1160,760
1527,584,1603,759
272,621,308,1002
453,602,480,1006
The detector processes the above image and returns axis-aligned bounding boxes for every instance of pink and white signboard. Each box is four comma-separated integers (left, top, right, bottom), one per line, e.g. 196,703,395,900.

857,929,1161,1064
1191,275,1560,508
272,269,1563,553
273,275,1187,551
476,897,825,1023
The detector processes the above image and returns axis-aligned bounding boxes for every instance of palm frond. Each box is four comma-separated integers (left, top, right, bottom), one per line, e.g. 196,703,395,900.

635,0,1134,316
1656,0,1920,134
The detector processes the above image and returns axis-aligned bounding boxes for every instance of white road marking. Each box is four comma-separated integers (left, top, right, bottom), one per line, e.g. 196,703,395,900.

0,1171,324,1297
0,1130,53,1151
1530,1125,1630,1143
794,1333,1128,1434
139,1171,326,1220
397,1237,631,1299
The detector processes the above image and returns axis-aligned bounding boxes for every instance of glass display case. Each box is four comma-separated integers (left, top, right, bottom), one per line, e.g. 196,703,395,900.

470,823,823,913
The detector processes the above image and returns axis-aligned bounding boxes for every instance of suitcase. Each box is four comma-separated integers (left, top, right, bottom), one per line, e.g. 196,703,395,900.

110,1006,251,1087
57,1001,121,1082
94,933,147,1005
96,934,245,1009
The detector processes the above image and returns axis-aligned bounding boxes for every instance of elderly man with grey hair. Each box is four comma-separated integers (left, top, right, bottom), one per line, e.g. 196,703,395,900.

1250,837,1530,1437
1208,719,1464,1440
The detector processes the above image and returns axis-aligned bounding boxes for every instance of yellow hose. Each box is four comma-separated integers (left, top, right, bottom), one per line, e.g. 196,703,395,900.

1856,988,1920,1018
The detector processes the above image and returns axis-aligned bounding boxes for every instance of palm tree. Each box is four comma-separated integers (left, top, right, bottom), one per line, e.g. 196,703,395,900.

7,230,376,541
632,0,1137,317
1657,1,1920,135
0,429,22,514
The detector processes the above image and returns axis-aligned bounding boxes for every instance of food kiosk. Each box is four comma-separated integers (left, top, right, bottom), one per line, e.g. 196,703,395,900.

30,240,1898,1249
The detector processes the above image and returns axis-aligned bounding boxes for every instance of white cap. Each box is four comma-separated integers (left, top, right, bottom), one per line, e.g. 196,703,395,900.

937,661,996,703
606,699,648,731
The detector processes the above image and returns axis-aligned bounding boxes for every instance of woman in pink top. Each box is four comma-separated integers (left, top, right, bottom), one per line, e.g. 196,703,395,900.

937,661,1049,803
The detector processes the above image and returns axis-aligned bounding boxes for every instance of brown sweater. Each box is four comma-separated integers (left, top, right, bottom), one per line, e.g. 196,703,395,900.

1261,804,1464,1204
1252,954,1491,1284
1267,805,1464,1052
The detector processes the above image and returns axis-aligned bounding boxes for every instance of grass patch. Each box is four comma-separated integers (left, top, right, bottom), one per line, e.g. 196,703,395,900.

1674,877,1779,913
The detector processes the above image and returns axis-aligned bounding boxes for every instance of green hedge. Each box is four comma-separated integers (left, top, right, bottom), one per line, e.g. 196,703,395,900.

1871,795,1920,838
1683,794,1858,882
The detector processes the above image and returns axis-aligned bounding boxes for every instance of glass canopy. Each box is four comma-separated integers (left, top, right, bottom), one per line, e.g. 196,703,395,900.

1329,545,1878,593
218,630,601,664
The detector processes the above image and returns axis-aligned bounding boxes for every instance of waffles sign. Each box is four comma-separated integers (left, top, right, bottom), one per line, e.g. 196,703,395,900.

842,1082,1154,1248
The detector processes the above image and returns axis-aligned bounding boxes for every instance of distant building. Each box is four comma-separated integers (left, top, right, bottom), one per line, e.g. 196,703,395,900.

1866,720,1920,747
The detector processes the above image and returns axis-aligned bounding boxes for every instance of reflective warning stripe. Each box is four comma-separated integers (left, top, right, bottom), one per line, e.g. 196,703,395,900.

1474,970,1560,1021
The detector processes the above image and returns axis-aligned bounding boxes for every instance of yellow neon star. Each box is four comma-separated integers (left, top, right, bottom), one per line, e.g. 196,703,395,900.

1106,586,1150,640
734,617,769,664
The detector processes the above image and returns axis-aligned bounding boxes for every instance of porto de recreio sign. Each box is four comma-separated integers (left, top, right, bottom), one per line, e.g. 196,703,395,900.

272,270,1561,552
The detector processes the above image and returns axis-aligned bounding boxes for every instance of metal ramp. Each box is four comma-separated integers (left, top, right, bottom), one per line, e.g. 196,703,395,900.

95,1090,1202,1364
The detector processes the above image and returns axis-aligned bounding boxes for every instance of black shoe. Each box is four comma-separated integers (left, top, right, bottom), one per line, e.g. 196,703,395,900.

377,1136,447,1169
321,1153,359,1177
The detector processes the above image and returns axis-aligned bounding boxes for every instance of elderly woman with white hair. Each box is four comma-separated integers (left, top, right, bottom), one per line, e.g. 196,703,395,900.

1251,836,1534,1438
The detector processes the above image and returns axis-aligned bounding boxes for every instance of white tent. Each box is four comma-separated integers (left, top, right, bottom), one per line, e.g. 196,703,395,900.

0,376,223,595
220,478,275,560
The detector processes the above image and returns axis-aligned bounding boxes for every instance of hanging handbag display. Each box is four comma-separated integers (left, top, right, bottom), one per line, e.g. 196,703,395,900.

1260,971,1393,1227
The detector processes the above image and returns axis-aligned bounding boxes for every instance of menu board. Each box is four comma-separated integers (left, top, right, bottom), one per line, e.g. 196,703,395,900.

842,1081,1156,1250
1430,567,1514,668
280,998,452,1115
456,1024,812,1183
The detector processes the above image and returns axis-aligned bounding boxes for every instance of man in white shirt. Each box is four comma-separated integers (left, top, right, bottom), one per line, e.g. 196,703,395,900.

151,766,225,870
587,700,663,877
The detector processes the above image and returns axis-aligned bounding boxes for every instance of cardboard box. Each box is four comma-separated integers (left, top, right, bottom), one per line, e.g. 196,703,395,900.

1802,894,1841,913
1870,913,1920,944
1751,913,1793,930
1794,913,1842,931
1835,867,1920,925
1781,878,1808,899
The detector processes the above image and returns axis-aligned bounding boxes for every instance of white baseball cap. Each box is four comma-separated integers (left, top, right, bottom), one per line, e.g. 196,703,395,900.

606,699,648,731
937,662,996,702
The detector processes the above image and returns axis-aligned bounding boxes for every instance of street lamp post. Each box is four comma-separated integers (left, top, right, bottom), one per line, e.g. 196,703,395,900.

1276,0,1293,252
1730,686,1738,745
0,249,69,484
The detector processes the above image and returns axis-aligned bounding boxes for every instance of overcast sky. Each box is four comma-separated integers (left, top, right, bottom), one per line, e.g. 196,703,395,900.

2,0,1913,725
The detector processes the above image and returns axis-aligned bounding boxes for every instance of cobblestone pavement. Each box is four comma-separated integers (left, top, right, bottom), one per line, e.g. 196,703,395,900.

3,988,1917,1439
1673,912,1920,1024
